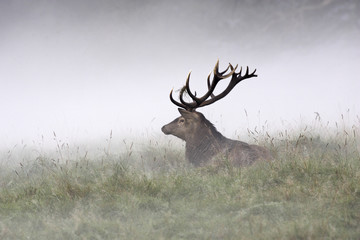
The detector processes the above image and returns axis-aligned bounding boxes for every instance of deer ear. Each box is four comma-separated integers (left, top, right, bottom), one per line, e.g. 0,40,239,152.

178,108,192,117
178,108,187,115
178,108,198,119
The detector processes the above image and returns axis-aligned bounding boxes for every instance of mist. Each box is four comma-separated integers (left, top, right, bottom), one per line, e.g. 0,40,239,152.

1,0,360,150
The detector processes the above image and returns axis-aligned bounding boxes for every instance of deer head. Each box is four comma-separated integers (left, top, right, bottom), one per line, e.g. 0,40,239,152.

161,108,211,142
162,60,257,139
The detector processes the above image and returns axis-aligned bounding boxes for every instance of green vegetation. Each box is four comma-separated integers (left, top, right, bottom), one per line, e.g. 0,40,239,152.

0,121,359,239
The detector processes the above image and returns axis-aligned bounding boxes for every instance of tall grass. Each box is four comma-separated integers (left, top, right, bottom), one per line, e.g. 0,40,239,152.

0,115,359,239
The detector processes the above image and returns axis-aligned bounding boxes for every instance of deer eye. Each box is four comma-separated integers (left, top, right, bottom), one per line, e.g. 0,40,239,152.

179,118,185,124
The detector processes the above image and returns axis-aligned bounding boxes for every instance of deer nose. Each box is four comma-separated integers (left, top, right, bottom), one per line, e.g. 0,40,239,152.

161,125,170,135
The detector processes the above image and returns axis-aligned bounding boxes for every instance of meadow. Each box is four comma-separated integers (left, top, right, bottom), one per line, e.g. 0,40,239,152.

0,116,359,239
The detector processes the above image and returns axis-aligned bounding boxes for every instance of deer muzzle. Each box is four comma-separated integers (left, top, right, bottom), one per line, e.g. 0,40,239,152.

161,125,171,135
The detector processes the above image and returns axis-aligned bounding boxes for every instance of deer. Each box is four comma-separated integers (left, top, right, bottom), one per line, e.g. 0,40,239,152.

161,60,272,167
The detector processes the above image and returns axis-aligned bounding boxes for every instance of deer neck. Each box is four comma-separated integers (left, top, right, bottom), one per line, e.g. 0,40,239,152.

185,123,225,165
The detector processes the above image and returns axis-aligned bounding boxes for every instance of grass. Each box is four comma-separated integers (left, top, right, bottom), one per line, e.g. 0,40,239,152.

0,118,359,239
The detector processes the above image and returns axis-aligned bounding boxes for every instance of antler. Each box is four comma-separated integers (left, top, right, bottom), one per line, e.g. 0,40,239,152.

170,60,257,111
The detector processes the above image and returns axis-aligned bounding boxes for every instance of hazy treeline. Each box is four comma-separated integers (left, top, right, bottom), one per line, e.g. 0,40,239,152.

3,0,359,52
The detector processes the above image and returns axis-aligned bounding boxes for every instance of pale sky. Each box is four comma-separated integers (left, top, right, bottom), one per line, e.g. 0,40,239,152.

1,0,359,150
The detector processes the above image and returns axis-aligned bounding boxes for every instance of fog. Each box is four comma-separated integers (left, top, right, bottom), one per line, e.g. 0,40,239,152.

1,0,360,150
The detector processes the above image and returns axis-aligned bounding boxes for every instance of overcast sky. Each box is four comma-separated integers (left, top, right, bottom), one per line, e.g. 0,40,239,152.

1,0,360,149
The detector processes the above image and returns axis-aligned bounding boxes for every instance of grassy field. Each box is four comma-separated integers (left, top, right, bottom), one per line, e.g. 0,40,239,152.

0,120,359,239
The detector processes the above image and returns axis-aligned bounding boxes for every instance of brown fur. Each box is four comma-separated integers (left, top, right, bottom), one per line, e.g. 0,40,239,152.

162,109,272,167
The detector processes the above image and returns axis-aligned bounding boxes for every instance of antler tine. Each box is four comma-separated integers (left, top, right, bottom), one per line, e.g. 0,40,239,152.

227,63,238,77
219,64,230,75
219,66,230,75
185,71,201,105
170,88,187,109
239,66,257,78
179,85,197,110
250,68,257,77
207,72,211,89
213,59,220,74
206,72,216,98
214,62,237,80
234,66,257,82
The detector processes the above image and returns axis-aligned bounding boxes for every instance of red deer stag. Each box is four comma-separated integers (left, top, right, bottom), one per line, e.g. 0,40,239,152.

162,60,271,166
